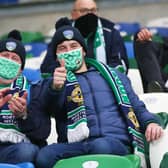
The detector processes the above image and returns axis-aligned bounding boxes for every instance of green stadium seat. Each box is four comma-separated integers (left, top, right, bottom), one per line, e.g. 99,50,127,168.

53,154,140,168
0,31,45,43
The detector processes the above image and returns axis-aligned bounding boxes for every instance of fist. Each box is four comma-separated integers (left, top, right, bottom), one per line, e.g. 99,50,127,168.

52,59,67,90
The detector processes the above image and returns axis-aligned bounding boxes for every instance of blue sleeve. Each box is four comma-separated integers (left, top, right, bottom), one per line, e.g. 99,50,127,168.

17,81,51,146
38,78,67,118
117,71,160,132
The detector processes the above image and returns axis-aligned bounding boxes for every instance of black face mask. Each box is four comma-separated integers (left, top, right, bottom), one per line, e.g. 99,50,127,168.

74,13,98,38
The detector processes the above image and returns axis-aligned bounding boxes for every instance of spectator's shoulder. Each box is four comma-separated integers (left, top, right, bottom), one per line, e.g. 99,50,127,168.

100,17,115,30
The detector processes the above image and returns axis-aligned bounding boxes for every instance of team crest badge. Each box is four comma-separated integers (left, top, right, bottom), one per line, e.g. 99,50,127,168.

6,42,17,51
67,85,83,105
63,30,74,40
128,108,140,129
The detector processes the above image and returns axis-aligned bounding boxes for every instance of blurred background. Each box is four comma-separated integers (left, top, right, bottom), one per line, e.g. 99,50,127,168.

0,0,168,36
0,0,168,83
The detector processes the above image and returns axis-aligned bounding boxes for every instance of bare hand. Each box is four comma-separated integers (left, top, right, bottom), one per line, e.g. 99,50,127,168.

0,88,12,107
8,91,28,119
137,28,152,41
52,59,67,90
145,123,163,142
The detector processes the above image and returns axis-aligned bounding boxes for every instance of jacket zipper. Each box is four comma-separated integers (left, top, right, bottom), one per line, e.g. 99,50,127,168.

83,74,102,136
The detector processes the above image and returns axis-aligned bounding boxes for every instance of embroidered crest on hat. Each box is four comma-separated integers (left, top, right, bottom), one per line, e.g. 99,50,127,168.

6,41,17,51
63,30,74,40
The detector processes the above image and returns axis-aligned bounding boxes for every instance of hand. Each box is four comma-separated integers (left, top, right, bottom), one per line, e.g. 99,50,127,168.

8,91,28,119
137,28,152,41
52,59,67,90
0,88,12,107
145,123,163,142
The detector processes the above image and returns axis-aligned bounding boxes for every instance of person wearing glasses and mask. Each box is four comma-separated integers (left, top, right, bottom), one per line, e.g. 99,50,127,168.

40,0,129,75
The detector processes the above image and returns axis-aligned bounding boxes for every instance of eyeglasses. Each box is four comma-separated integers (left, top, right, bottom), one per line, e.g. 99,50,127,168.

73,8,98,15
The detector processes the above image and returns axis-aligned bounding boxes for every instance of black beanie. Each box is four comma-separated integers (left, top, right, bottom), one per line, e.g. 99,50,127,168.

51,25,87,55
0,30,26,69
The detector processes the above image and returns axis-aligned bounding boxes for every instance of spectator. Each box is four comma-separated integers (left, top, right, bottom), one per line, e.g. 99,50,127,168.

36,25,163,168
40,0,128,74
134,28,168,92
0,30,50,164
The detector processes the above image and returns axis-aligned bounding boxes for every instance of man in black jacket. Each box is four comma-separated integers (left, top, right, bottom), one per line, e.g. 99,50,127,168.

134,28,168,92
40,0,129,74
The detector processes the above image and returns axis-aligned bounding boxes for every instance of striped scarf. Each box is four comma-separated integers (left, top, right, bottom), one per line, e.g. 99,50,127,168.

66,58,147,167
0,74,30,143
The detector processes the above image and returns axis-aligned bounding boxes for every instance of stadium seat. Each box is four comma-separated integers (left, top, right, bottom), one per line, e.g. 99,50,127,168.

147,27,168,38
23,45,46,83
0,0,18,5
24,42,47,58
139,93,168,113
139,93,168,168
23,69,41,83
0,162,34,168
0,31,45,43
53,154,140,168
16,162,34,168
124,41,134,58
128,69,144,95
114,22,141,36
47,118,57,144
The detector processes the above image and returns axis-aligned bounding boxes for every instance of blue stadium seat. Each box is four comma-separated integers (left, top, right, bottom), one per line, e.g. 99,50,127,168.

0,0,18,5
24,42,47,58
23,42,47,83
17,162,34,168
114,22,141,36
147,27,168,37
0,162,34,168
124,41,134,58
23,69,41,83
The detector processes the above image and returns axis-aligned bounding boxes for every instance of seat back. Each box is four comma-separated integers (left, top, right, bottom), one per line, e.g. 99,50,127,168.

139,93,168,168
147,27,168,38
53,154,140,168
139,93,168,113
47,118,57,144
0,162,34,168
127,68,144,95
0,164,18,168
114,22,141,36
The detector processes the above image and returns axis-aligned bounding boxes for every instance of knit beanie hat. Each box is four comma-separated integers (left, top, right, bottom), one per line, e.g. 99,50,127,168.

51,25,87,55
0,30,26,69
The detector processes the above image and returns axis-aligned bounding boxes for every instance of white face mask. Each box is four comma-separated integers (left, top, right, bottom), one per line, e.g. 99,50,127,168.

57,48,83,71
0,57,21,80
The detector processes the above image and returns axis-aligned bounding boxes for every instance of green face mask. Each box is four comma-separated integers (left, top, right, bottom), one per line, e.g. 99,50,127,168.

0,57,21,80
57,48,83,71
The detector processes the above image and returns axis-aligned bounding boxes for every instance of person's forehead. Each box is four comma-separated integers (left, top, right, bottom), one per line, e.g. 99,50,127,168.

74,0,97,9
0,51,20,58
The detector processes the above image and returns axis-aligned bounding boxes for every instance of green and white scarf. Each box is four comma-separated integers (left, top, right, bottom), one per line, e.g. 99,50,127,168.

66,58,147,167
0,74,30,143
86,19,126,73
94,19,106,64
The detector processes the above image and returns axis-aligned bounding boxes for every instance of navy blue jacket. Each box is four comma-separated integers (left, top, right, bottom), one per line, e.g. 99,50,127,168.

40,17,129,74
41,67,159,145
